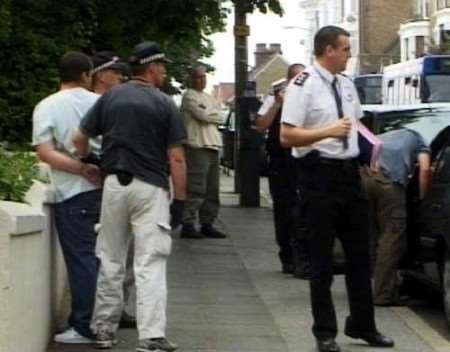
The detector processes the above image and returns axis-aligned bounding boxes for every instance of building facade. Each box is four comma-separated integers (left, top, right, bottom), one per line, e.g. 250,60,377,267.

399,0,450,61
249,43,290,98
213,43,289,104
299,0,412,74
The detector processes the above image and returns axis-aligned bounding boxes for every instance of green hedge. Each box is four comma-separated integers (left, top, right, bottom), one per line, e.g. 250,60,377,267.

0,146,38,202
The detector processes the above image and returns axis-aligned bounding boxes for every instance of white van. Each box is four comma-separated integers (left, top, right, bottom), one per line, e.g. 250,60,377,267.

382,55,450,105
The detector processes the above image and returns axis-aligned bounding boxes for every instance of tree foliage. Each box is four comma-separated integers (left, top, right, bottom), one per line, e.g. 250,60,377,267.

0,0,281,146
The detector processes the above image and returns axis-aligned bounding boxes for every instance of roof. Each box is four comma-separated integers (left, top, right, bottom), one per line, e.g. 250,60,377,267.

249,53,290,80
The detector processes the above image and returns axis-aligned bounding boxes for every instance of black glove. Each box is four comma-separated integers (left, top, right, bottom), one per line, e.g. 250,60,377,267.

170,199,185,229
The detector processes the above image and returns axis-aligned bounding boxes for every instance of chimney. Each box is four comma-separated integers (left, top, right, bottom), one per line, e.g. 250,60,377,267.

269,43,282,55
254,43,283,68
254,43,268,68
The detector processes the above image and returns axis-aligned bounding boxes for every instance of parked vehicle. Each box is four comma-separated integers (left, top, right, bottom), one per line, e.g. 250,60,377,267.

219,108,236,170
354,74,382,104
382,55,450,105
363,105,450,328
218,106,268,176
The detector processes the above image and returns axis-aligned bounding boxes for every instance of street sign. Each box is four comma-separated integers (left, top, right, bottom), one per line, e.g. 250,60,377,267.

234,25,250,37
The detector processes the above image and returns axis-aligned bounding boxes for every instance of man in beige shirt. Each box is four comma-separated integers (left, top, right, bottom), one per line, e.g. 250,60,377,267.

180,66,226,239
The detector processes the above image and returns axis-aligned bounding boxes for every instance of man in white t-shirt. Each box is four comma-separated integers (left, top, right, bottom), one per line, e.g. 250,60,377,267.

32,51,102,344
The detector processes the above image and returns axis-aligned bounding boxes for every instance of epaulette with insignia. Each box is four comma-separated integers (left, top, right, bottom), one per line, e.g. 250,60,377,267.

293,72,310,86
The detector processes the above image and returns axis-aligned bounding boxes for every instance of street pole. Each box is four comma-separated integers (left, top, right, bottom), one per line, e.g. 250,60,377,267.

233,1,248,194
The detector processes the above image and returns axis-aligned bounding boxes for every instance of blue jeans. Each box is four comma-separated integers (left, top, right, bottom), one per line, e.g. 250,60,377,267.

54,189,102,338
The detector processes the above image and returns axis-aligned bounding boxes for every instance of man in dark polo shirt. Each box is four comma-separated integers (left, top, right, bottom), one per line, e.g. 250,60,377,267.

73,41,186,352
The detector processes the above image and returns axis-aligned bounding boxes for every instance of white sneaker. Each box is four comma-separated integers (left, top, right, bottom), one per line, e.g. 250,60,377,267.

54,327,94,344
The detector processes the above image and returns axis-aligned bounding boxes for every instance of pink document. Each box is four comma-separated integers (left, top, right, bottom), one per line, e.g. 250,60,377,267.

357,123,383,168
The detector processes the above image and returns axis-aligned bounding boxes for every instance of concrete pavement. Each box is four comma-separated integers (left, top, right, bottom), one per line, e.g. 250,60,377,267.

48,172,447,352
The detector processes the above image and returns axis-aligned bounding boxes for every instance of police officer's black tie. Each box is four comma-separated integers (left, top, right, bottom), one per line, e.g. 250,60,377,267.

331,77,348,150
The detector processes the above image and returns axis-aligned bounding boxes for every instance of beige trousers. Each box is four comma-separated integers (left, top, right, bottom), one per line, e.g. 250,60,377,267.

362,170,407,304
91,175,172,339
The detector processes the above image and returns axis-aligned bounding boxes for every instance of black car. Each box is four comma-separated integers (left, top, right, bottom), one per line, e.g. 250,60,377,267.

363,104,450,328
218,106,269,176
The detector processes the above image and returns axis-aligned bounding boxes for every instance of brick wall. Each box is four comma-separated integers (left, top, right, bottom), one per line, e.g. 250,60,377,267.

360,0,413,72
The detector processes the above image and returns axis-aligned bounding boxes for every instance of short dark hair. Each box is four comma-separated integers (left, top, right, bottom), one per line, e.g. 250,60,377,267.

314,26,350,57
58,52,92,83
287,63,305,80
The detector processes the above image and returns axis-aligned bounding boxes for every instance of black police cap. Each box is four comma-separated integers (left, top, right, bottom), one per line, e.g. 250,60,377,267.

91,51,127,73
128,41,172,65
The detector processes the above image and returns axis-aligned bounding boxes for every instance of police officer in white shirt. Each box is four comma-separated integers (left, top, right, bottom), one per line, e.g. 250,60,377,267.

280,26,394,352
256,64,311,279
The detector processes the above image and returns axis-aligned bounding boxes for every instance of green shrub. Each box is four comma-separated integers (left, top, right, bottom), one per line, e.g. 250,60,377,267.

0,146,39,202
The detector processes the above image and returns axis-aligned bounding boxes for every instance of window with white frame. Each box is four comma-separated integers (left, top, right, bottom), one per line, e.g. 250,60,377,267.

416,36,425,57
417,0,430,17
404,37,410,61
350,0,358,13
437,0,450,10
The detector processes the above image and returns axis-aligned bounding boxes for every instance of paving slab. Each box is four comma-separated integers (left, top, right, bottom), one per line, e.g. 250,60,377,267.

47,172,447,352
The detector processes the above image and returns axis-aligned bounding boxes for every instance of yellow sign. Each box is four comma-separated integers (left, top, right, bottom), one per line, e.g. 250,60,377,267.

234,25,250,37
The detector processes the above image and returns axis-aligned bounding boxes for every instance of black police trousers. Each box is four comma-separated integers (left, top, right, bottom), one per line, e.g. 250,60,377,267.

296,155,376,339
268,155,309,268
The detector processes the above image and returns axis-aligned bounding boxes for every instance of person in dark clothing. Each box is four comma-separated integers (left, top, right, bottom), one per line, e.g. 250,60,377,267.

255,63,310,278
73,41,186,351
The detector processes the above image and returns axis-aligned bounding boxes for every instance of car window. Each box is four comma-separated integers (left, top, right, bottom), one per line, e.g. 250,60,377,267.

367,109,450,144
219,109,235,131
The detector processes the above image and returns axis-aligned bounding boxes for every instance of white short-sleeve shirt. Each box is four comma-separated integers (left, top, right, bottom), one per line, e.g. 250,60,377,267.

32,88,100,202
281,62,363,159
257,94,275,116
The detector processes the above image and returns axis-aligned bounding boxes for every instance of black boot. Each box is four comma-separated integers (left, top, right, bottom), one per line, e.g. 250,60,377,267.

201,224,227,238
281,262,295,274
180,223,203,239
344,317,394,347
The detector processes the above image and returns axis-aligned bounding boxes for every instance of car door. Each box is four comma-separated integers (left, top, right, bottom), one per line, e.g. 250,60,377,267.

420,142,450,261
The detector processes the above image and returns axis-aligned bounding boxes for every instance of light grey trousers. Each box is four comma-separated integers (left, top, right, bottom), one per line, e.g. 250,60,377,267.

91,175,172,339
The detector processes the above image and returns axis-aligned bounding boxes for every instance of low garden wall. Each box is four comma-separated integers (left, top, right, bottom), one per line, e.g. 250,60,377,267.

0,178,68,352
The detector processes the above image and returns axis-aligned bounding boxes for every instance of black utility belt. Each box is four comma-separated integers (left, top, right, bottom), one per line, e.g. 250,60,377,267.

295,150,357,168
106,170,134,186
318,157,358,167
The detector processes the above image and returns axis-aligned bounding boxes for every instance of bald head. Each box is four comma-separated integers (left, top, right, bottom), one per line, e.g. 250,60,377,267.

190,66,207,91
287,63,305,81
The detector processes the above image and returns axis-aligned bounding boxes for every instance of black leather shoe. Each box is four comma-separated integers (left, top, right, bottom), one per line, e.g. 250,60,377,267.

293,262,311,279
345,317,394,347
345,331,394,347
201,224,227,238
180,224,203,239
282,263,294,274
316,338,340,352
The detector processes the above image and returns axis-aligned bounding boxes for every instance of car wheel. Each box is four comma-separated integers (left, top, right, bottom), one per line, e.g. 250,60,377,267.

442,247,450,329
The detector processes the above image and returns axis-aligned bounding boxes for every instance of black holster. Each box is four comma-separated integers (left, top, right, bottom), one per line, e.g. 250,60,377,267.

116,171,134,186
